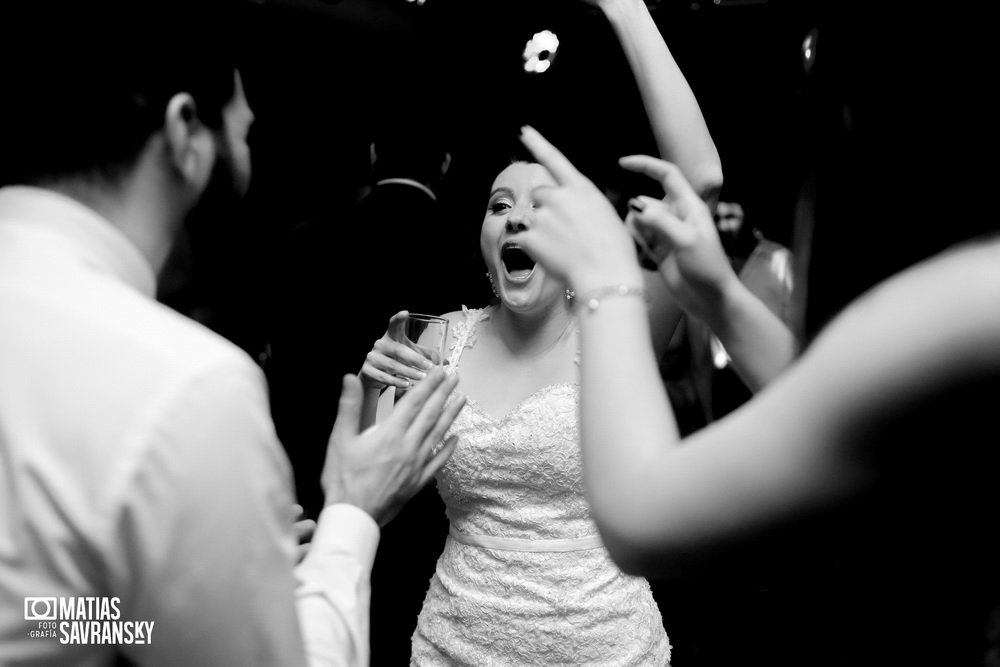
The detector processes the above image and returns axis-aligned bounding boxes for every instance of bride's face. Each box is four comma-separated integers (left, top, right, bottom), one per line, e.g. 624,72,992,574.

481,162,564,312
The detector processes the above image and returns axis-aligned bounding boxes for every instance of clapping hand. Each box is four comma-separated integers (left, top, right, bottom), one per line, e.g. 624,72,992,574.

322,369,464,527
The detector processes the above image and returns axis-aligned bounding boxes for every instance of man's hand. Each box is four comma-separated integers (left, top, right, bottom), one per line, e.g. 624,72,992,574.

290,503,316,564
322,368,464,527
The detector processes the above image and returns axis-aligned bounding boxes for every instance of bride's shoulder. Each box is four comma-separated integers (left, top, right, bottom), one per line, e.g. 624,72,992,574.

440,305,493,326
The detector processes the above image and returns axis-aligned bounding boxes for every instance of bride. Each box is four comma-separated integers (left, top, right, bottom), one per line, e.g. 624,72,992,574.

358,0,789,663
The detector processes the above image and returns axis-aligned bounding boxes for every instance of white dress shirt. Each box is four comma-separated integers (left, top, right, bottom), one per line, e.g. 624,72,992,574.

0,186,378,666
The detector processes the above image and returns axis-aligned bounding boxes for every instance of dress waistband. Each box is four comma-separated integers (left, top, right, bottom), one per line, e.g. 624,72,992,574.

448,524,604,552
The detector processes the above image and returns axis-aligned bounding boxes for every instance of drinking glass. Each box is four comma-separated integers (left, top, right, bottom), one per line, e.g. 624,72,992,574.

402,313,449,367
394,313,449,402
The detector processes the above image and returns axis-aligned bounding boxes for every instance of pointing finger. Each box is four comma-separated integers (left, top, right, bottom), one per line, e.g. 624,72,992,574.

631,196,691,248
618,155,699,205
519,125,586,187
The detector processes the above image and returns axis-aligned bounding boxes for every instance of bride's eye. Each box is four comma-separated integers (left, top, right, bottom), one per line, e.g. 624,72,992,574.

489,199,512,214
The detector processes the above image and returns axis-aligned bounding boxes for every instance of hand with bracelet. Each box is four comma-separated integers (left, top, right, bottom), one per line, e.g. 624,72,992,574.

516,126,647,299
519,125,738,321
520,125,797,390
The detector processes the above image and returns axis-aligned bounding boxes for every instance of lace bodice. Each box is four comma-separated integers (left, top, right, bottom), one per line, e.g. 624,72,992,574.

412,307,670,666
438,307,593,540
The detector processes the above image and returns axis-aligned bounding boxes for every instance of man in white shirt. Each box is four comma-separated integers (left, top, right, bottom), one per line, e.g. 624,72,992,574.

0,2,465,665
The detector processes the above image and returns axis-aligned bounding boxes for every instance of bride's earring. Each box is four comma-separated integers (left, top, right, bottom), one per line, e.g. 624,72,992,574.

486,271,499,298
565,288,575,303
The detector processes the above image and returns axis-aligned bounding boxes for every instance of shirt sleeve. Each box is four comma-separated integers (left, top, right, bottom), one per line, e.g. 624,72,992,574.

295,504,380,667
101,358,377,667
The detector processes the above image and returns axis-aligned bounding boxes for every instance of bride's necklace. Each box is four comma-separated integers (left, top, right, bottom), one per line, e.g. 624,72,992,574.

492,309,578,360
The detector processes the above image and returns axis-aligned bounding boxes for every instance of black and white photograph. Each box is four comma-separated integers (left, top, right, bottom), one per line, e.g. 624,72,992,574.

1,0,996,665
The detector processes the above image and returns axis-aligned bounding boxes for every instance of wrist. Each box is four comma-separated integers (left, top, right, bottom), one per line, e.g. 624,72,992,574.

570,266,644,296
571,283,649,314
696,273,750,332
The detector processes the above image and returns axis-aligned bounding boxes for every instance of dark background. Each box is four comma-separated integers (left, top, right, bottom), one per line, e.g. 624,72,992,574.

212,0,813,355
162,1,993,664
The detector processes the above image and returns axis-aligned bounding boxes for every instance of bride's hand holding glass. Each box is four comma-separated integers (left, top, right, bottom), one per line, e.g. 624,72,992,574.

360,311,449,394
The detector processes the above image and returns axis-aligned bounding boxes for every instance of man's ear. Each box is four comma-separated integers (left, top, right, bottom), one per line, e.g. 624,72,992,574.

440,151,452,178
369,142,378,171
164,92,215,190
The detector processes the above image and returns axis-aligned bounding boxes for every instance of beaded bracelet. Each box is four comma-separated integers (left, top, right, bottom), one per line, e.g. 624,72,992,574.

571,284,648,313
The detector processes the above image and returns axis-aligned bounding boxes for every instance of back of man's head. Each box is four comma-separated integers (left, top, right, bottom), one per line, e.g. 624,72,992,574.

369,100,450,187
1,0,240,190
370,136,450,189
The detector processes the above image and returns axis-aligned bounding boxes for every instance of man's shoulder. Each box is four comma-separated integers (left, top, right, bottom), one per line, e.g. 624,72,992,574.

5,271,259,400
96,282,255,379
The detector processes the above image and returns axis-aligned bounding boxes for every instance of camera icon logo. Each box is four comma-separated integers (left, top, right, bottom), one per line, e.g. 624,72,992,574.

24,597,57,621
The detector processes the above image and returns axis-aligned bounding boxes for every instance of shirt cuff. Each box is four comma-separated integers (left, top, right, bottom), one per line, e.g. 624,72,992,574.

310,504,380,573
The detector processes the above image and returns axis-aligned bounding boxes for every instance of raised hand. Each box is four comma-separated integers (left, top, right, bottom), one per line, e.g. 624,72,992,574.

619,155,738,321
360,310,435,393
515,126,644,294
323,369,465,527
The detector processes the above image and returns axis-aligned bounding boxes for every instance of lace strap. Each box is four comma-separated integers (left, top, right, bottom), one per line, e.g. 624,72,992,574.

447,306,489,372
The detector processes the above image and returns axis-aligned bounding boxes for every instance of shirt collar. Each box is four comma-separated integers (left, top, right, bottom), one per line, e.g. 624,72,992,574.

374,178,438,201
0,185,157,298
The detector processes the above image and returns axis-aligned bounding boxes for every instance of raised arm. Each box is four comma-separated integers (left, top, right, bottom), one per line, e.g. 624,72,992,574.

570,239,1000,577
622,155,797,390
592,0,723,208
517,124,1000,579
582,0,723,355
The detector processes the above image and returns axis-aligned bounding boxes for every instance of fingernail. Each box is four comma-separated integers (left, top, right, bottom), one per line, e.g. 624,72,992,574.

628,198,646,212
421,360,433,370
417,370,427,379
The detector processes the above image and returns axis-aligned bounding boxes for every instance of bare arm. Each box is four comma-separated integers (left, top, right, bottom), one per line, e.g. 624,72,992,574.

692,276,798,391
624,155,797,389
585,0,723,355
577,240,1000,576
516,125,1000,578
597,0,723,208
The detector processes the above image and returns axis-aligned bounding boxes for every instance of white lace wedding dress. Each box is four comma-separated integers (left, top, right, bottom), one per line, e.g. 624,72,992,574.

410,307,671,666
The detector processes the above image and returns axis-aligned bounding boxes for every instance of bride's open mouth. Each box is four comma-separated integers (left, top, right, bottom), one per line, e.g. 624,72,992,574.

501,243,536,282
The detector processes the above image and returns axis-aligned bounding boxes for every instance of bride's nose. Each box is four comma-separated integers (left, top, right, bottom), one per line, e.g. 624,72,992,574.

505,204,532,233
